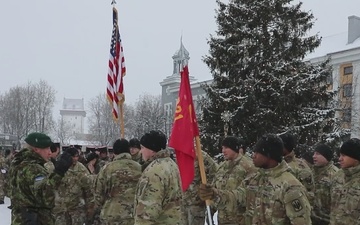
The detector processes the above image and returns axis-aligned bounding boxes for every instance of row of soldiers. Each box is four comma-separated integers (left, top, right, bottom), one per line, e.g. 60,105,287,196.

1,130,360,225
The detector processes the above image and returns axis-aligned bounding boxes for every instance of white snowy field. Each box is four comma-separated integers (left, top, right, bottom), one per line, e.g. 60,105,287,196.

0,197,11,225
0,197,217,225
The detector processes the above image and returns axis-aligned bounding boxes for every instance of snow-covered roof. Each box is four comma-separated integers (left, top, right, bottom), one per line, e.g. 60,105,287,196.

306,32,360,60
62,98,84,110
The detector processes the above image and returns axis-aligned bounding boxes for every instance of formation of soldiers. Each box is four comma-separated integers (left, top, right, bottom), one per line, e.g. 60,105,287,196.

0,130,359,225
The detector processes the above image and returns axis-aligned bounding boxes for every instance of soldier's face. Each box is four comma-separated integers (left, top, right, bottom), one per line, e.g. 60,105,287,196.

313,152,328,167
252,152,267,168
34,147,52,162
141,145,155,161
130,147,140,156
339,154,360,168
222,146,238,160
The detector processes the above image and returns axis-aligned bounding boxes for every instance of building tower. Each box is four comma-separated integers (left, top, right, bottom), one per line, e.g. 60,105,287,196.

60,98,86,135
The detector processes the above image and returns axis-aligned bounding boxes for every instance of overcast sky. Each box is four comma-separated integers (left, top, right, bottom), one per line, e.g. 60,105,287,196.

1,0,359,119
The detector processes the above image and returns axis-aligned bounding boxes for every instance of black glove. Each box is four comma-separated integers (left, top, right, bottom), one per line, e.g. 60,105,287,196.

198,183,218,201
0,199,4,204
54,152,73,176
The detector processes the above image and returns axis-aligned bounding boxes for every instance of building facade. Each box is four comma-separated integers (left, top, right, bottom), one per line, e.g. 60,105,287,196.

161,15,360,138
60,98,86,135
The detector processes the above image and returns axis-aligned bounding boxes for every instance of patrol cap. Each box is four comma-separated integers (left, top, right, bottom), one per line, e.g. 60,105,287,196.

113,138,130,155
340,138,360,161
222,136,240,153
25,132,52,149
129,138,141,149
314,143,333,161
279,133,296,152
253,134,283,163
140,130,166,152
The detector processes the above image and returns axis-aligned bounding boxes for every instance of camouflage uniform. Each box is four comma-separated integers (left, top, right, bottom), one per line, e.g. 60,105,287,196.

212,153,257,224
330,164,360,225
312,161,338,225
183,151,218,225
53,162,94,225
284,151,314,203
132,151,143,164
134,149,185,225
95,153,142,225
9,148,64,225
0,154,6,202
44,160,55,173
215,161,312,225
95,157,109,174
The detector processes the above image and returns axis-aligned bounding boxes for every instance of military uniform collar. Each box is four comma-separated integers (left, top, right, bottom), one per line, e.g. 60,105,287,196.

343,163,360,179
259,160,290,177
283,151,295,163
313,161,333,173
113,153,132,161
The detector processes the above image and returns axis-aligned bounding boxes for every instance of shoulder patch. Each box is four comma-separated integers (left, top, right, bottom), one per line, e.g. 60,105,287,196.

34,175,45,182
291,199,303,212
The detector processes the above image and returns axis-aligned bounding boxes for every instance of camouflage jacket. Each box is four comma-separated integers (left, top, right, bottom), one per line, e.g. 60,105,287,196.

284,152,314,202
53,162,93,214
212,153,257,224
183,151,218,208
330,164,360,225
9,148,63,225
95,153,141,222
134,149,184,225
312,161,338,223
95,157,110,174
44,160,55,173
215,161,312,225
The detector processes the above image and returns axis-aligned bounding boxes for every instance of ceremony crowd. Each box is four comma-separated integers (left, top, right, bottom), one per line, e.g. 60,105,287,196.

0,130,359,225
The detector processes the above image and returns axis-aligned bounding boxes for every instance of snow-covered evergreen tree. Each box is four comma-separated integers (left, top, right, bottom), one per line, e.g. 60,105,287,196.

200,0,348,157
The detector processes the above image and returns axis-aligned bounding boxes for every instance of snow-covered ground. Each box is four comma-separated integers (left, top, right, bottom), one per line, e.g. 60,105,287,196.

0,197,217,225
0,197,11,225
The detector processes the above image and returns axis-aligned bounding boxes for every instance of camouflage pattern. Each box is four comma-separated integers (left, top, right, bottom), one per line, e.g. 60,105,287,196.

95,157,110,174
212,153,257,224
284,151,314,203
132,151,143,164
134,149,185,225
330,164,360,225
53,161,94,225
44,160,55,173
0,154,6,201
54,209,86,225
95,153,141,225
215,161,312,225
183,151,218,225
312,161,338,225
9,148,64,225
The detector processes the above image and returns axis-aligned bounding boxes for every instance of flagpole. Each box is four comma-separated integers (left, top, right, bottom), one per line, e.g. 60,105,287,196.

119,102,125,138
194,136,213,225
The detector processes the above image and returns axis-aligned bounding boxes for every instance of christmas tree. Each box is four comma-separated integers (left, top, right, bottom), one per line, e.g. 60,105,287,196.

200,0,348,158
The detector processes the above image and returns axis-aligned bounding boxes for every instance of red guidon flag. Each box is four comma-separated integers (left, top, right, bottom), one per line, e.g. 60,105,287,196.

169,65,199,191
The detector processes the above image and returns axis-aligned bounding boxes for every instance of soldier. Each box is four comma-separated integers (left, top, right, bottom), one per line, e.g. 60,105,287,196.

95,147,109,174
312,143,338,225
9,132,72,225
199,134,312,225
44,142,60,172
280,133,314,202
134,130,184,225
53,147,94,225
212,136,257,225
108,147,114,161
95,138,141,225
330,138,360,225
183,150,218,225
129,138,143,164
0,151,6,204
85,152,99,175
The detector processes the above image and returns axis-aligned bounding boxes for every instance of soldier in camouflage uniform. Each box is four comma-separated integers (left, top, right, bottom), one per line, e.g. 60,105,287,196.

330,138,360,225
183,150,218,225
134,130,184,225
199,134,312,225
94,147,109,174
0,152,6,204
95,138,142,225
53,147,94,225
212,136,257,225
130,138,143,164
280,133,314,203
44,142,60,173
9,132,72,225
312,144,338,225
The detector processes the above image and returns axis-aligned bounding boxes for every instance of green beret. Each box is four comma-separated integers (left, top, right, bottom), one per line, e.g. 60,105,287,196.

25,132,52,148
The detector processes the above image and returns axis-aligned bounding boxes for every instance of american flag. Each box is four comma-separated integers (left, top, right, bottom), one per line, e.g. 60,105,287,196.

107,7,126,120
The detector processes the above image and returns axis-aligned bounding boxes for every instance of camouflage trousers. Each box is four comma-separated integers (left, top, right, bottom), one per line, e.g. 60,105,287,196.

54,209,85,225
184,205,205,225
100,218,134,225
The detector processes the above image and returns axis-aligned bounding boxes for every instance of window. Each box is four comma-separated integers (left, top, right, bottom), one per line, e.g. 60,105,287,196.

344,66,353,75
164,103,172,117
343,108,351,122
343,84,352,97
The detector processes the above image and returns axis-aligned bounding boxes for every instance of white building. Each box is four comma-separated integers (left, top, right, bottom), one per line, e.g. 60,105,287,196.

60,98,86,135
307,15,360,137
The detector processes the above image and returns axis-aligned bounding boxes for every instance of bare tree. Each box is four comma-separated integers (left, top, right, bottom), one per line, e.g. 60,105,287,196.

55,118,75,145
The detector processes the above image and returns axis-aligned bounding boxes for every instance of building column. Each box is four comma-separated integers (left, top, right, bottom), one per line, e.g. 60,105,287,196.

351,61,360,138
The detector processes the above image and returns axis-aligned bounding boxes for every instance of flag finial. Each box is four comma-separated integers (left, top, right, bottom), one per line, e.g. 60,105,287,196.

111,0,117,5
